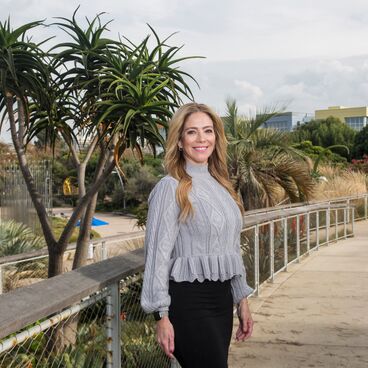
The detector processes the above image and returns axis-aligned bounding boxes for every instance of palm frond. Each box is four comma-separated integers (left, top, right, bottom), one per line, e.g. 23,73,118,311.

224,100,316,209
0,220,44,256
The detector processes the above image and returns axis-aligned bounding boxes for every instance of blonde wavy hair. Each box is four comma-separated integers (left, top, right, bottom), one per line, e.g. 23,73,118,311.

164,102,245,222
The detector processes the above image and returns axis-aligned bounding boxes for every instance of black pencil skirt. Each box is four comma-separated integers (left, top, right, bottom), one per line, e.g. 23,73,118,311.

168,279,234,368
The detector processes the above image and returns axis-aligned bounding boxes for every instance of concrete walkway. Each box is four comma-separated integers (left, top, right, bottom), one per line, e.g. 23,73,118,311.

52,207,139,236
229,220,368,368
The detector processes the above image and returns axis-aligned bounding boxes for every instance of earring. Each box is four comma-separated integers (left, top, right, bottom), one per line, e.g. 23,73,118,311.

179,147,183,151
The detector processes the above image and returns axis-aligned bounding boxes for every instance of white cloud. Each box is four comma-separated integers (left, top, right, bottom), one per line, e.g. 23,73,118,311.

3,0,368,143
4,0,368,61
274,82,305,98
234,80,263,100
236,103,258,117
185,54,368,116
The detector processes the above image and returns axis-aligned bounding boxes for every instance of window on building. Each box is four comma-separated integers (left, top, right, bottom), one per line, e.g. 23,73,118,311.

345,117,367,131
266,120,290,131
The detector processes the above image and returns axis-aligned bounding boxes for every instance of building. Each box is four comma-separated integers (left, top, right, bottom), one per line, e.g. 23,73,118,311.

262,112,314,132
315,106,368,131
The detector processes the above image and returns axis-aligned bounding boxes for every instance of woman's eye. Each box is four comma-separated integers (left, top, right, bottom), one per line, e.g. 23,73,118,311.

186,129,213,135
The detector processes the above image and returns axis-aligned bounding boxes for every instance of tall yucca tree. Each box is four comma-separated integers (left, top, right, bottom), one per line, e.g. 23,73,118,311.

0,19,84,276
0,10,200,275
224,99,315,210
0,19,59,253
37,11,124,269
95,25,198,152
45,12,200,269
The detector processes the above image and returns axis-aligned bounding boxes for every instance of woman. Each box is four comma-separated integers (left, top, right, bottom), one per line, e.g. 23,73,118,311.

141,103,254,367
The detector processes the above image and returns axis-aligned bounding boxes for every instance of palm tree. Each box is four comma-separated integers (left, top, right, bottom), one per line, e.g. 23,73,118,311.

224,99,315,210
1,10,200,275
0,18,58,256
45,12,199,269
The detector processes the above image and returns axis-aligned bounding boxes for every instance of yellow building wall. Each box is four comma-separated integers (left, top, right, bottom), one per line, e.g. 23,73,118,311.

315,106,368,122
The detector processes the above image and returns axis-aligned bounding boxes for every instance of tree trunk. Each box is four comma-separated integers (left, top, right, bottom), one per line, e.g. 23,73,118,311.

6,93,56,248
72,144,114,269
72,192,98,269
48,246,65,277
77,162,87,218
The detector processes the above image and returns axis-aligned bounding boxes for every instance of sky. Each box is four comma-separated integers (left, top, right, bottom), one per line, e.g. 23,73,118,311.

2,0,368,141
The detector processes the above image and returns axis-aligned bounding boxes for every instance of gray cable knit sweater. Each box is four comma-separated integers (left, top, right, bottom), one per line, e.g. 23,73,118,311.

140,161,254,313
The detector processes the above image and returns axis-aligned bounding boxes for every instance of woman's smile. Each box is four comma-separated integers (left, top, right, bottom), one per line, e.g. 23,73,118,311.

179,111,216,165
193,146,208,151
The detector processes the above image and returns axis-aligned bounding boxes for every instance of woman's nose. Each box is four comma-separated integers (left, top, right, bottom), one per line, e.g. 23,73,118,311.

197,131,206,142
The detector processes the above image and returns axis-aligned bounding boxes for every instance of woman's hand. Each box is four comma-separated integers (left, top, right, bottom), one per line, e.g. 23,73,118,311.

235,298,254,342
156,316,175,359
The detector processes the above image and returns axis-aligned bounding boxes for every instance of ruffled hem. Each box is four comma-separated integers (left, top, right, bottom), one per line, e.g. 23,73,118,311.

169,253,244,282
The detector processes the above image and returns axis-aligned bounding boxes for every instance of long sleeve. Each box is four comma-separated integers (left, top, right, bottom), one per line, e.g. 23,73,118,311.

231,245,254,303
140,176,180,314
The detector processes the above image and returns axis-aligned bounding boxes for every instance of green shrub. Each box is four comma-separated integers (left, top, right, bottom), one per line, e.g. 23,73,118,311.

0,220,44,256
51,217,100,243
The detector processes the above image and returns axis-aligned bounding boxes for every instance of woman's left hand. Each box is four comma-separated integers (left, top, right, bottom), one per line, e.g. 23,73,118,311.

235,298,254,342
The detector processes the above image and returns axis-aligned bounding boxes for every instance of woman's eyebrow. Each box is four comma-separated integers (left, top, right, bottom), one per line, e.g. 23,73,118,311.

184,125,213,131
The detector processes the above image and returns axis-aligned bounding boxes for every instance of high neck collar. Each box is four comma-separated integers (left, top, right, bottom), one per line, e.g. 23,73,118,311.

185,161,209,176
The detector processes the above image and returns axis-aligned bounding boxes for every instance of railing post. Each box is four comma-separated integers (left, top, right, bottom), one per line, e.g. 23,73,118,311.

344,208,347,239
270,221,274,282
346,199,350,223
296,215,300,263
316,211,320,250
335,208,338,241
88,242,94,260
283,218,288,271
306,212,310,254
351,206,355,235
255,225,260,296
106,282,121,368
101,241,107,261
326,208,330,245
365,195,367,220
0,265,2,295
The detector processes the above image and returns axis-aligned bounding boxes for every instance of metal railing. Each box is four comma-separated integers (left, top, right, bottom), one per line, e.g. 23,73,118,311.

1,193,366,295
0,231,145,294
242,202,356,295
0,195,366,367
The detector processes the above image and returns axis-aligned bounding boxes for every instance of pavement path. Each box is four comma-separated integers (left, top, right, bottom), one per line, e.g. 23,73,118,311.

229,220,368,368
52,207,139,237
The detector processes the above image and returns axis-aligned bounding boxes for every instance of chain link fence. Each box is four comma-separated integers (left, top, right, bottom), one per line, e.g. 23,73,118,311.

0,272,170,368
0,234,145,294
0,290,109,367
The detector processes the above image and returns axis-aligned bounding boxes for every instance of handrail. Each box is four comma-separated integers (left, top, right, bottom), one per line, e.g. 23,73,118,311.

244,202,350,228
0,199,358,340
0,248,144,340
1,193,366,265
245,192,368,215
0,230,145,266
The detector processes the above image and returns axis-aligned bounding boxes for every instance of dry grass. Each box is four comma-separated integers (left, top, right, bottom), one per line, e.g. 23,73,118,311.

107,237,144,257
313,166,367,201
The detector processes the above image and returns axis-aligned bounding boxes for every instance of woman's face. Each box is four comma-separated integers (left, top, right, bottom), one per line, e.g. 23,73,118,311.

178,111,216,165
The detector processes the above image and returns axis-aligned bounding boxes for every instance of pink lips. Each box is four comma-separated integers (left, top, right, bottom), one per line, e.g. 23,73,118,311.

193,147,208,150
